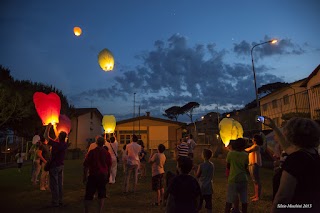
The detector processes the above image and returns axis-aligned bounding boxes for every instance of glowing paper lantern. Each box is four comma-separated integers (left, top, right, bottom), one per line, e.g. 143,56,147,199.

73,26,82,36
33,92,61,126
56,114,71,134
98,48,114,71
102,115,116,133
219,118,243,147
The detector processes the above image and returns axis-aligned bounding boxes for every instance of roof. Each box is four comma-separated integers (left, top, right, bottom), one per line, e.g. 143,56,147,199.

259,78,306,101
300,64,320,87
116,115,186,126
72,108,103,119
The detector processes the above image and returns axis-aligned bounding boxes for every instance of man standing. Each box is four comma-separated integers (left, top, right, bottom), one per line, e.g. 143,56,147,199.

83,136,112,213
44,123,68,207
123,135,141,193
187,134,197,159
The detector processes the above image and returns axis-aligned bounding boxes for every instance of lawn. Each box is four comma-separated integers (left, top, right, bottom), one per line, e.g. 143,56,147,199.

0,156,273,213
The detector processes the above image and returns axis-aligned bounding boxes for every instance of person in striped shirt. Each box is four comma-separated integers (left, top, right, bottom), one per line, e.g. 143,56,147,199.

177,138,189,158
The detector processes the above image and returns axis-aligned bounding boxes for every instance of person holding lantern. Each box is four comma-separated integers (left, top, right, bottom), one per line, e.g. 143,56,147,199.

263,117,320,213
44,123,68,207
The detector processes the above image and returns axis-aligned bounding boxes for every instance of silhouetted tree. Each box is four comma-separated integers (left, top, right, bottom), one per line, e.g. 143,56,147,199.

180,102,200,123
163,106,182,121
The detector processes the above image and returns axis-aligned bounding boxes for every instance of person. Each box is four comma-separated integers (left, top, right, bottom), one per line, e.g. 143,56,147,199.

166,157,201,213
121,144,127,173
149,144,166,206
263,117,320,213
31,141,47,186
44,123,68,207
196,148,214,213
139,144,147,178
15,149,24,172
244,134,263,202
187,134,197,159
30,134,40,181
83,136,112,213
105,136,118,184
163,171,176,206
176,138,189,159
39,137,51,191
86,135,102,157
123,134,141,193
225,138,249,213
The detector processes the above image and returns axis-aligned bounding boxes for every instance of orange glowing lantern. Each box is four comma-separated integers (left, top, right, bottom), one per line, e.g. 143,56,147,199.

33,92,61,125
219,118,243,147
102,115,116,133
56,114,71,134
98,48,115,72
73,26,82,36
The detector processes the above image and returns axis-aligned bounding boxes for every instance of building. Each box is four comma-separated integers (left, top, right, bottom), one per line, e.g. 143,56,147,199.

300,64,320,120
68,108,103,150
115,112,186,150
260,64,320,130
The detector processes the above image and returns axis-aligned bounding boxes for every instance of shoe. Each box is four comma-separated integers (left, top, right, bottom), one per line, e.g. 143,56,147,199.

40,187,46,191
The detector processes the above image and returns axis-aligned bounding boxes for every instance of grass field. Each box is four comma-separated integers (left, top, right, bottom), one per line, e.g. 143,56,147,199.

0,157,273,213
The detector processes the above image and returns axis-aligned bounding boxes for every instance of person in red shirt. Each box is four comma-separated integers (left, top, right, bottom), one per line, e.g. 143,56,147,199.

83,136,112,213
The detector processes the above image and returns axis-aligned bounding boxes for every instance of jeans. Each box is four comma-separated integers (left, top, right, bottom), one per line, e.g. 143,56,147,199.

49,165,64,206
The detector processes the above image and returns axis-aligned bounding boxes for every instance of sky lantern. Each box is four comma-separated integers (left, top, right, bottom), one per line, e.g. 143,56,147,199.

56,114,71,134
98,48,114,72
102,115,116,133
33,92,61,125
73,26,82,36
219,118,243,147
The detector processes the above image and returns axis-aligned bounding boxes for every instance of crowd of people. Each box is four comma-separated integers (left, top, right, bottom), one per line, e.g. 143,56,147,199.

25,117,320,213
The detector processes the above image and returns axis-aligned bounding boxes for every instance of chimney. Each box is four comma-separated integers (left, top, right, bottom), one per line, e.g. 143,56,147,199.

146,112,150,117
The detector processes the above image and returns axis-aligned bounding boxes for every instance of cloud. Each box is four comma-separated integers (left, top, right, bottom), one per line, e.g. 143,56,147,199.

233,35,305,59
70,34,285,120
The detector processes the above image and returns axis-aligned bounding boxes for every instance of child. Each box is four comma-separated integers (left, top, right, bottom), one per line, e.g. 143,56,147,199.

139,145,147,178
196,148,214,213
225,138,249,213
149,144,166,206
166,157,201,213
15,150,24,172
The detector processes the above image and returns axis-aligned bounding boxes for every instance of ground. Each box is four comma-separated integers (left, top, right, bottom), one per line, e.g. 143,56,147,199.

0,157,273,212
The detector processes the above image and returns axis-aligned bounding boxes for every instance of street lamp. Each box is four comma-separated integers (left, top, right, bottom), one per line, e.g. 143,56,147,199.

251,39,278,108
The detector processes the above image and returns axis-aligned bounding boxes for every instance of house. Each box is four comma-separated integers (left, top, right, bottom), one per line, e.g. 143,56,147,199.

259,64,320,130
114,112,186,150
300,64,320,120
68,108,103,150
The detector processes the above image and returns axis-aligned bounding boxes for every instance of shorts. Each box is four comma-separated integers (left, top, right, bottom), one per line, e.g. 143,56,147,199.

84,174,108,200
249,164,260,184
226,182,248,203
152,173,164,191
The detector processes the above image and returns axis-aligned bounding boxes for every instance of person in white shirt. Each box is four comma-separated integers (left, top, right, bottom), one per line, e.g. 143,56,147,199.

105,136,118,184
187,134,197,159
123,135,141,193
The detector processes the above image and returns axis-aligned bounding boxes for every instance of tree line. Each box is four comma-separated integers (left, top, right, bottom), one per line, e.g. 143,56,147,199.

0,65,74,139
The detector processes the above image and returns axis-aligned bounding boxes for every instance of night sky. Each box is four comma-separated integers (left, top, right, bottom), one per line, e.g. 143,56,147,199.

1,0,319,122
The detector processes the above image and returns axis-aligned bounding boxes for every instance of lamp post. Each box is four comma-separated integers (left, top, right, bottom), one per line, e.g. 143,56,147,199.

251,39,278,108
133,92,136,134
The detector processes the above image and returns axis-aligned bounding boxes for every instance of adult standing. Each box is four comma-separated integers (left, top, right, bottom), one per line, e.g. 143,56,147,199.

30,134,40,181
39,137,51,191
187,134,197,159
44,123,68,207
83,136,112,213
105,136,118,184
123,134,141,193
264,117,320,213
244,134,263,202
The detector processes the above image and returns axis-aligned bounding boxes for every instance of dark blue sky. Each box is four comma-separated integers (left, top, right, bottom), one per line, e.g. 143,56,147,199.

1,0,319,122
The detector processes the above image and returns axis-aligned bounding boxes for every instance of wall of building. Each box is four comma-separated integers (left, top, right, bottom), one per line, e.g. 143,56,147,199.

306,71,320,120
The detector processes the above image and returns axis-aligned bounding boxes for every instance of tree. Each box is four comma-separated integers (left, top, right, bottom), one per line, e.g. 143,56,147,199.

163,106,182,121
258,82,289,96
0,65,74,138
180,102,200,123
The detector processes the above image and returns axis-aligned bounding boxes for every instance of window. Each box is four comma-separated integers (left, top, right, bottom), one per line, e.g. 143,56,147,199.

272,100,278,108
120,135,132,144
283,95,289,105
262,103,268,111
